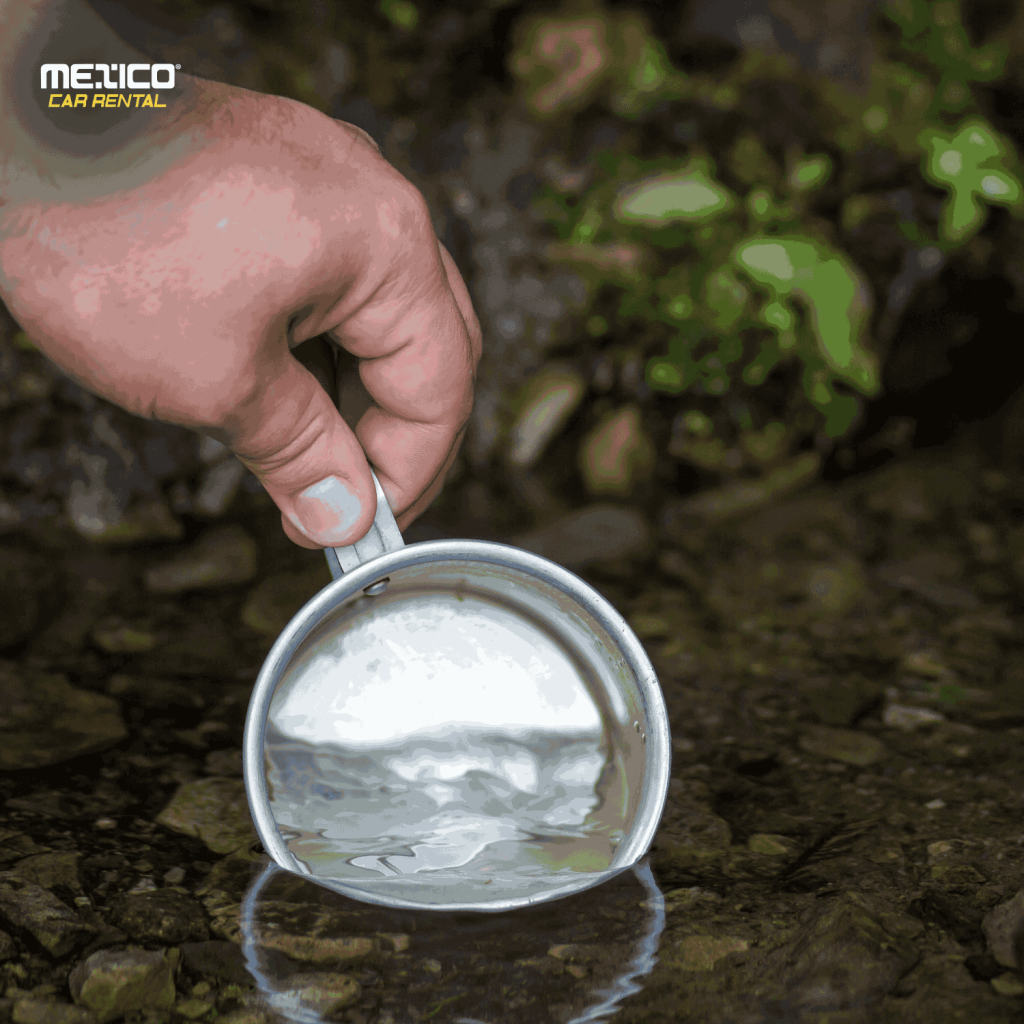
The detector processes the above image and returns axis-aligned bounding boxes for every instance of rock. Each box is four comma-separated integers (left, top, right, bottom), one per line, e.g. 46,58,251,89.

239,568,331,637
70,496,184,546
0,926,16,960
105,675,205,712
0,663,127,769
283,974,360,1016
69,949,178,1023
179,940,252,986
0,547,52,649
578,405,654,497
10,852,81,892
667,452,820,521
665,934,749,971
194,458,247,518
772,891,923,1010
876,553,978,610
798,725,886,766
883,703,946,731
260,933,375,966
109,889,209,944
12,1000,97,1024
804,557,867,618
0,872,95,957
507,363,586,469
802,675,882,727
747,834,796,857
90,618,159,654
991,973,1024,997
175,999,216,1020
155,778,255,855
203,749,243,778
144,524,258,594
982,890,1024,970
512,504,650,569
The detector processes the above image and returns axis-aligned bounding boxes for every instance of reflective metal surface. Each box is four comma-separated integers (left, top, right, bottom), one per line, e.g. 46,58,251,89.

244,536,670,911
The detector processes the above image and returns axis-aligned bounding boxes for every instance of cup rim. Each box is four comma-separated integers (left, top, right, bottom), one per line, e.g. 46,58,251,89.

242,537,671,912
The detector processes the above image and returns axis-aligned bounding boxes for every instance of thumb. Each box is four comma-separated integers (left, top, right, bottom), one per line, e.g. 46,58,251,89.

229,341,377,550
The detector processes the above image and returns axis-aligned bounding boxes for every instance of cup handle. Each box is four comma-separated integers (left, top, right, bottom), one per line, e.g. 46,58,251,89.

292,336,406,582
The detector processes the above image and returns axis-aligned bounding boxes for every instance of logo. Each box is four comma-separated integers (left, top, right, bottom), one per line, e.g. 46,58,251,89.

40,63,180,109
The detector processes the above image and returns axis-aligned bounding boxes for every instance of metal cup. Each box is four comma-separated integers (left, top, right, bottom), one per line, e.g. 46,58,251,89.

242,339,670,912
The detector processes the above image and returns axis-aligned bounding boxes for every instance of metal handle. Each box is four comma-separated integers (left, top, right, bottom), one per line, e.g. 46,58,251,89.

292,336,405,582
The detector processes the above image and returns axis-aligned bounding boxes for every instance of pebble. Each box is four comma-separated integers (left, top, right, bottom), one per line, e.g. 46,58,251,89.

0,872,95,957
982,889,1024,970
747,834,796,857
578,405,654,497
175,999,215,1020
798,725,886,766
239,568,331,637
259,933,374,966
109,888,209,944
69,949,177,1024
144,524,258,594
507,364,586,469
512,503,650,569
282,973,360,1015
10,852,82,892
0,663,126,770
193,458,246,518
70,497,184,546
12,1001,97,1024
883,704,946,731
667,934,749,971
155,777,256,855
991,973,1024,997
179,941,251,986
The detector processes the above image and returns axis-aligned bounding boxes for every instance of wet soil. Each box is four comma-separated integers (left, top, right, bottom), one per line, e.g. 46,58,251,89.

0,441,1022,1023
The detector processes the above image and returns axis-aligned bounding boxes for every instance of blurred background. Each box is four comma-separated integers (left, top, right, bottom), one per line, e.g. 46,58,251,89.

3,0,1024,559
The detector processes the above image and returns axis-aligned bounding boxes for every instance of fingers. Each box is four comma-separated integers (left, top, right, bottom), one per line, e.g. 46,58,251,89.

324,187,480,520
224,346,376,550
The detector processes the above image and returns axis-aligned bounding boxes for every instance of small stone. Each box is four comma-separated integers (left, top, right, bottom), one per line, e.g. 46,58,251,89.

10,853,81,892
154,778,255,855
260,934,374,966
884,704,946,731
162,867,186,885
284,974,360,1016
13,1000,97,1024
983,890,1024,970
144,525,258,594
805,557,867,618
900,650,948,679
0,926,16,960
578,405,654,497
239,568,331,637
175,999,214,1020
179,941,251,986
668,935,749,971
0,663,127,770
109,888,208,944
375,933,410,953
565,964,588,979
73,500,184,546
90,619,158,654
203,749,242,778
747,834,796,857
512,504,650,569
798,725,886,766
69,949,177,1024
193,458,246,518
507,364,586,469
991,973,1024,997
924,799,946,810
0,872,95,957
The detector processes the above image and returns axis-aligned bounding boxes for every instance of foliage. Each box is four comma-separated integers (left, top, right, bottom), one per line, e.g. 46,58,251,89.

514,0,1024,455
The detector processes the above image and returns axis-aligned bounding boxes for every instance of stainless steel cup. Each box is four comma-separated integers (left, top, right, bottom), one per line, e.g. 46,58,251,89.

242,340,670,912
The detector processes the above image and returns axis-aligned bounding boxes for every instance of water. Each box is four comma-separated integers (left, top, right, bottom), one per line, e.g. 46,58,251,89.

263,587,634,905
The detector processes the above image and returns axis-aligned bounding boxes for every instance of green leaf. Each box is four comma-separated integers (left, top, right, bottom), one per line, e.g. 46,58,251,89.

614,169,735,226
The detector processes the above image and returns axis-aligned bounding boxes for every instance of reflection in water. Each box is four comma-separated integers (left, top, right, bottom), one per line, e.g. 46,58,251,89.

238,858,666,1024
266,589,637,905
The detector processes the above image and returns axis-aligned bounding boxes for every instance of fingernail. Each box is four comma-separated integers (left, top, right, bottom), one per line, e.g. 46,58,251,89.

292,475,362,544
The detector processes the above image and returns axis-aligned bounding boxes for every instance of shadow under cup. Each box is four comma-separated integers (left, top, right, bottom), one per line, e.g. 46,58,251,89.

243,540,670,913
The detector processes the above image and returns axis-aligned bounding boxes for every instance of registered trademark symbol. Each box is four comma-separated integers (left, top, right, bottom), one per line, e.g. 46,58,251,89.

176,64,181,69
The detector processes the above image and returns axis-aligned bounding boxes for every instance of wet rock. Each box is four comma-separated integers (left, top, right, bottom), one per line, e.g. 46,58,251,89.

69,948,178,1023
0,872,95,957
239,568,331,637
155,778,255,855
174,998,216,1020
667,452,820,521
0,547,52,649
179,940,252,986
203,749,243,777
802,675,882,727
109,889,209,945
12,1000,97,1024
772,891,923,1010
883,703,946,731
651,774,733,878
260,933,374,966
0,663,127,770
144,524,258,594
512,504,650,569
282,974,360,1016
798,725,886,766
876,552,979,610
507,363,586,469
991,972,1024,996
747,834,797,857
664,934,749,971
983,890,1024,970
90,617,159,654
10,852,82,892
578,405,654,497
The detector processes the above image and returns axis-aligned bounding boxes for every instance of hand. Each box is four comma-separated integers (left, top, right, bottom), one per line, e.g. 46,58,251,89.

0,79,482,549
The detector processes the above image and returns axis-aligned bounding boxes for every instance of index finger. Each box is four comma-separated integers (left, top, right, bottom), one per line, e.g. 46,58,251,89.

325,183,481,520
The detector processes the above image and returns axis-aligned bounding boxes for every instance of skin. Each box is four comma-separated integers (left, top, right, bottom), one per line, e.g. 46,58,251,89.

0,0,482,549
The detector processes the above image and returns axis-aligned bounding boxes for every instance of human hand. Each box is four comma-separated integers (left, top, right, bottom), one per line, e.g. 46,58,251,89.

0,79,481,549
